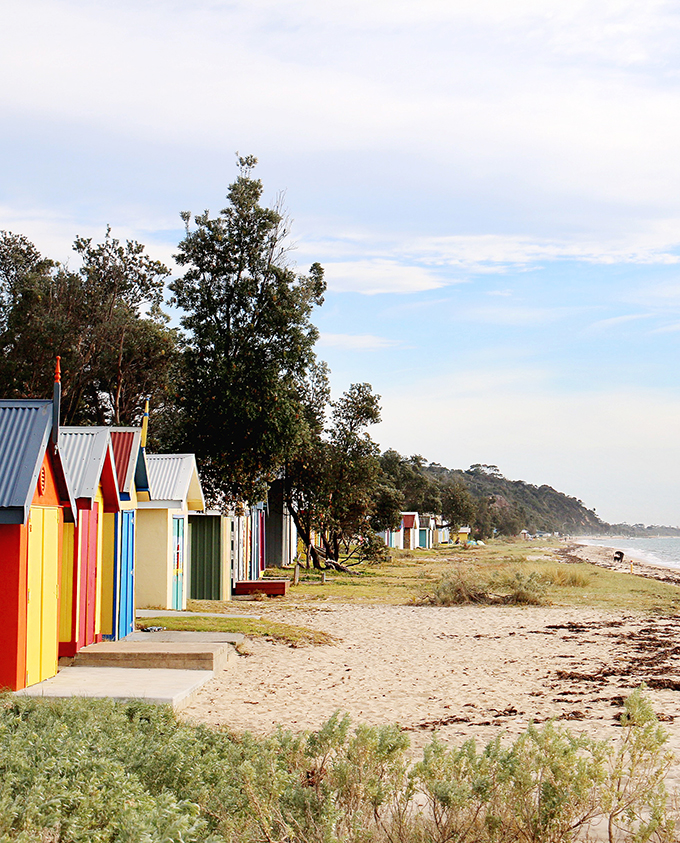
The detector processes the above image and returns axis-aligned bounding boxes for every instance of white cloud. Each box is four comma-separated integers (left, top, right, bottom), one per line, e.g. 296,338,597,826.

585,313,653,333
318,333,399,350
322,260,447,294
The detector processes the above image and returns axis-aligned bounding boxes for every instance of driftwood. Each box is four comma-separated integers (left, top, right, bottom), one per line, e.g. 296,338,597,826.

312,545,361,575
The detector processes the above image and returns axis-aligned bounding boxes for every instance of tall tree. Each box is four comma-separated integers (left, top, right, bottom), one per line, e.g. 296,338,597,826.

283,383,385,569
0,229,176,424
171,156,325,504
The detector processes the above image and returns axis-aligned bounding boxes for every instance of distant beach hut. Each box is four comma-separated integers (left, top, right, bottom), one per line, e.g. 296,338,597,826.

418,514,436,549
456,526,472,544
136,454,205,610
379,523,404,549
0,383,74,689
109,427,151,638
58,427,120,656
265,479,297,568
401,512,420,550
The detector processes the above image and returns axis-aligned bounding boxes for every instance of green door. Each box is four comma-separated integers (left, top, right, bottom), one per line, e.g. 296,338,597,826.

171,516,185,610
189,514,221,600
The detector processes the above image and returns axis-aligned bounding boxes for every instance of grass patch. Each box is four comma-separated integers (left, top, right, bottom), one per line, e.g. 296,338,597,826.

136,615,336,647
189,539,680,614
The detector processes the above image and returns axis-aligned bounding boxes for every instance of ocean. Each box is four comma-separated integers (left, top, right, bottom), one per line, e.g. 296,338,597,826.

575,536,680,571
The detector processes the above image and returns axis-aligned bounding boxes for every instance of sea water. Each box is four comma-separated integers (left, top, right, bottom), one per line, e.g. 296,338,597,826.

575,536,680,571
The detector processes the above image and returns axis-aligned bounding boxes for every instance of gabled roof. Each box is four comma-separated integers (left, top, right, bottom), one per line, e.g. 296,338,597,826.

110,428,150,496
0,399,74,524
144,454,204,511
0,400,52,524
402,512,419,530
59,427,120,510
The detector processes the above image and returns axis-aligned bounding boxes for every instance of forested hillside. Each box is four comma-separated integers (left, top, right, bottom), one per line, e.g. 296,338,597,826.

425,462,607,535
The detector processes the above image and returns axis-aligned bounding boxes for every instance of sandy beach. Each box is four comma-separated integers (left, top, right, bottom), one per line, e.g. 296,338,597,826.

182,542,680,789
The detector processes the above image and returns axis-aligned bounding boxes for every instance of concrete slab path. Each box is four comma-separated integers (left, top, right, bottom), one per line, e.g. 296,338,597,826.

17,667,214,711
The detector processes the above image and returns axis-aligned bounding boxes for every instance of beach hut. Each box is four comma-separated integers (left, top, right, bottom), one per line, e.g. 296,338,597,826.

136,454,205,610
401,512,420,550
455,526,472,544
0,389,74,689
58,427,120,656
379,525,404,550
188,512,231,601
250,502,266,579
109,427,151,639
418,514,436,549
265,479,297,568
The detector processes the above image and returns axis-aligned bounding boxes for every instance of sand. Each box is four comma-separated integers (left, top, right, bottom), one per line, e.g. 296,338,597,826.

182,543,680,785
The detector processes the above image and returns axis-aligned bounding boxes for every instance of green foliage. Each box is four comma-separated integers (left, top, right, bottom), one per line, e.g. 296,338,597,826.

284,382,385,566
0,228,176,425
171,155,326,505
491,569,547,605
0,691,677,843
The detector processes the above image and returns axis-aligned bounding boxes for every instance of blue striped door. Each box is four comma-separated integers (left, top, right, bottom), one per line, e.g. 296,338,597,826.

117,511,135,639
172,516,185,610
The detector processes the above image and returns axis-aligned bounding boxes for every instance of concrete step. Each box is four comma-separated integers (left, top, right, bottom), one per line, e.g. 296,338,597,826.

127,631,244,644
73,641,237,671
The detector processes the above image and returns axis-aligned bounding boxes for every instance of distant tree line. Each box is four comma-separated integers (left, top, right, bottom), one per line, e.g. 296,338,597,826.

0,157,636,569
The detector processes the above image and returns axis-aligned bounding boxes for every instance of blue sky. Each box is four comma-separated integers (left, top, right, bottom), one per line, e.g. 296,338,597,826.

3,0,680,525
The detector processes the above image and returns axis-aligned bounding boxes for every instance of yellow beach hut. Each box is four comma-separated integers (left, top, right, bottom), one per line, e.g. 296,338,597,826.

135,454,205,610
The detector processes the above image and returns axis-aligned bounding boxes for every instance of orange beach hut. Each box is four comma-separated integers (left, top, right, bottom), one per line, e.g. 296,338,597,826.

0,394,73,690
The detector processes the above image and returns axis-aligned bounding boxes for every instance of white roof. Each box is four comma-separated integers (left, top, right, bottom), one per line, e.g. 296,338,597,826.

143,453,205,511
59,427,118,504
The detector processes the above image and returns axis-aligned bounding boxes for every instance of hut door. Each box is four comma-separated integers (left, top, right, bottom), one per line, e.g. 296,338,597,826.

25,507,60,687
172,516,184,610
117,511,135,639
79,504,99,647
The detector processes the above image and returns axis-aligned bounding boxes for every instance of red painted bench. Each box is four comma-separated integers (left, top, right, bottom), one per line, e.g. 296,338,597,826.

233,579,290,597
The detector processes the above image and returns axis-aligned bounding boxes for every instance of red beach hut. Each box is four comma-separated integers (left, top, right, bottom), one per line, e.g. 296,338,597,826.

57,427,120,656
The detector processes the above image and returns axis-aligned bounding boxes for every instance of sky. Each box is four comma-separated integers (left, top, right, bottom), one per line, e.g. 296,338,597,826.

3,0,680,526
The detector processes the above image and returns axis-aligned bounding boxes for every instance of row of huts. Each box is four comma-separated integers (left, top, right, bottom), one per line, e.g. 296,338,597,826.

0,377,286,692
379,513,471,549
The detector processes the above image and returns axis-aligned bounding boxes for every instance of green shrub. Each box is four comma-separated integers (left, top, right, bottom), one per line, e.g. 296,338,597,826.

0,689,676,843
492,570,547,605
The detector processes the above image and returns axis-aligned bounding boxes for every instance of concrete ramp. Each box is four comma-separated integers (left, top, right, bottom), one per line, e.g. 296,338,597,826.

17,667,213,710
17,630,242,710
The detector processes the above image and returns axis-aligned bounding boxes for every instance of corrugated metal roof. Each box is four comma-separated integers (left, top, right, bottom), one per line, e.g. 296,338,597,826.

59,427,113,502
110,428,140,493
145,454,205,510
0,400,52,522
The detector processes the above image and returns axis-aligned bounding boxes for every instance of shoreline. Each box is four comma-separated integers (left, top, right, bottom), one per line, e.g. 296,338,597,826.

561,541,680,587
